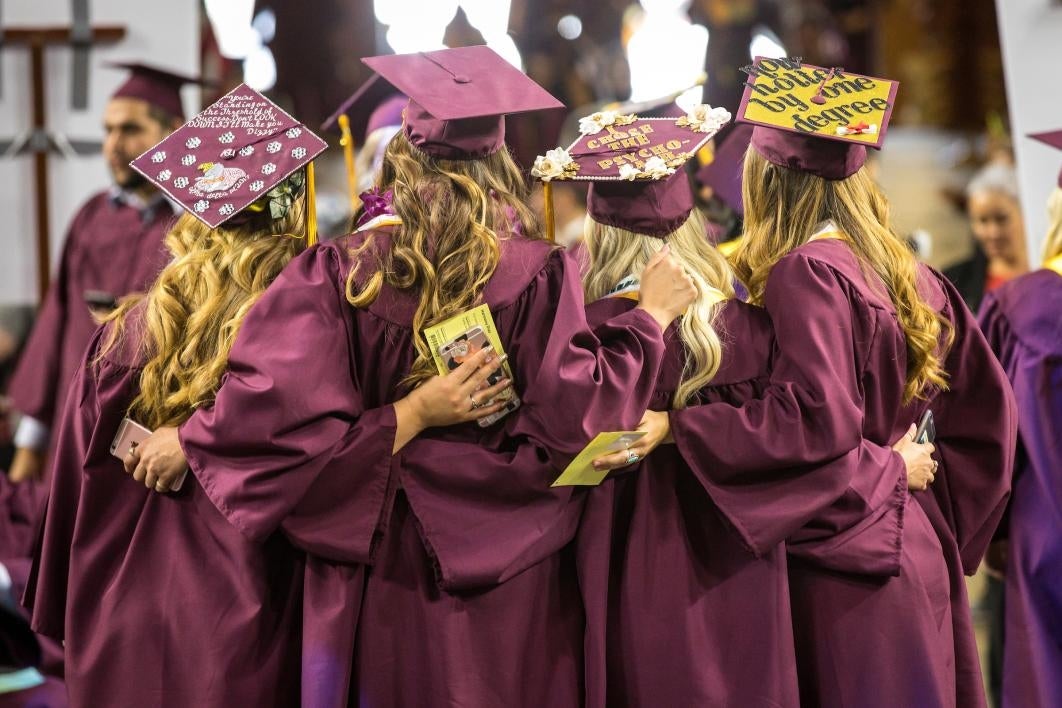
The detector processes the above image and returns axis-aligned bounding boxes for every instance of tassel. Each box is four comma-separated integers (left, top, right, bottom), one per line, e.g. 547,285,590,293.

306,161,318,246
543,180,555,243
338,114,358,211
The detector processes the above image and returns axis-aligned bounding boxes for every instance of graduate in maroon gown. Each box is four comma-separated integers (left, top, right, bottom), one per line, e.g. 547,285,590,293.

122,47,697,708
24,86,348,707
978,131,1062,708
594,62,1017,707
537,106,933,706
4,63,202,488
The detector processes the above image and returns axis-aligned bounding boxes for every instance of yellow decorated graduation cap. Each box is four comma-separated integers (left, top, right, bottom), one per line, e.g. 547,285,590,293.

737,57,899,179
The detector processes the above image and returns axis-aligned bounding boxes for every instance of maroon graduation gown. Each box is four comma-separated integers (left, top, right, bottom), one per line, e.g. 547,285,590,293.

668,240,1016,708
177,227,668,707
978,268,1062,708
578,296,908,707
24,315,304,708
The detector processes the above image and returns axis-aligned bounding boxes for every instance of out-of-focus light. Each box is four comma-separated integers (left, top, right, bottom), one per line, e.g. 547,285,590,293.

627,5,707,103
204,0,259,59
243,45,277,92
749,25,786,59
204,0,276,91
375,0,458,53
460,0,511,35
558,15,583,40
252,9,277,44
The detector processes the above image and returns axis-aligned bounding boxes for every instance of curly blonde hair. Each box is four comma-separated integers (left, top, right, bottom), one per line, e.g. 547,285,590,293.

733,148,953,403
346,133,544,389
99,197,307,428
1042,187,1062,261
583,209,734,408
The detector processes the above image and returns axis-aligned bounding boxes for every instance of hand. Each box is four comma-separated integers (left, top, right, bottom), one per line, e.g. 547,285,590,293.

637,245,698,331
892,424,937,492
124,426,187,493
392,345,514,452
8,447,44,484
592,409,672,473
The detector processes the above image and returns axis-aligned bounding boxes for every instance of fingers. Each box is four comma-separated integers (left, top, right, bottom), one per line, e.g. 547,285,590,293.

131,457,149,484
458,354,508,397
452,346,496,384
465,398,509,422
469,376,513,406
144,470,159,491
644,244,670,271
123,442,140,474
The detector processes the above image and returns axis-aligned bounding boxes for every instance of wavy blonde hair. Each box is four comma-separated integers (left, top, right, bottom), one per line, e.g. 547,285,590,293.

346,133,543,389
99,198,307,429
583,209,734,408
1042,187,1062,261
733,148,953,403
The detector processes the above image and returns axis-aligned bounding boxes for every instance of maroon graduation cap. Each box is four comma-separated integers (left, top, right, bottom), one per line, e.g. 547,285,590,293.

129,84,327,230
532,104,732,237
361,45,564,160
1028,130,1062,188
108,62,208,120
736,57,899,180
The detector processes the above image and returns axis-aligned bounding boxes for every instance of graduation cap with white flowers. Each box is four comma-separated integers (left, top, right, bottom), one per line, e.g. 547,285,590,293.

531,104,732,239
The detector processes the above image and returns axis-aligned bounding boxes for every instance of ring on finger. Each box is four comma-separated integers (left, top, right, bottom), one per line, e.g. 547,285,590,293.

469,394,482,411
625,448,640,465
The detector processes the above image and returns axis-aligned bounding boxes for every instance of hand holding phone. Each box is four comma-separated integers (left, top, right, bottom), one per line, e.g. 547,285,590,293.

111,417,188,492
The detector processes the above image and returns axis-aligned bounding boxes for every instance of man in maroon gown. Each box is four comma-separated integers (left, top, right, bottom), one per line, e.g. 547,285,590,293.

4,63,198,488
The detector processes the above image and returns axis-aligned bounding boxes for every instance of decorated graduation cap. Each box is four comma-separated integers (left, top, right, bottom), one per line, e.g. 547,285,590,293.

532,104,732,238
321,75,408,207
130,84,327,241
695,122,754,215
361,45,564,161
1028,130,1062,188
736,57,898,180
108,62,208,121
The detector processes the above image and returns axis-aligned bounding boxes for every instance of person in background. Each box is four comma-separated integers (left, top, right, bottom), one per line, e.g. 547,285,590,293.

945,162,1029,312
977,129,1062,708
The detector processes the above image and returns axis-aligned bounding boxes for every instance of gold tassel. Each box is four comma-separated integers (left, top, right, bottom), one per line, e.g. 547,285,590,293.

338,113,357,211
543,180,555,243
306,160,318,246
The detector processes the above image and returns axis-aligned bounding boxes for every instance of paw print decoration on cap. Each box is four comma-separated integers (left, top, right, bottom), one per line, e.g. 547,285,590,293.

130,84,327,228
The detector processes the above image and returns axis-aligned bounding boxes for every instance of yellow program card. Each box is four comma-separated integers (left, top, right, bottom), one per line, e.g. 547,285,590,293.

551,431,648,487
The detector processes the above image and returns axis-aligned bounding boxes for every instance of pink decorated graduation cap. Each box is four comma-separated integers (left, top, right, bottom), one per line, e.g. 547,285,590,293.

1028,130,1062,187
361,45,564,160
737,57,899,180
108,62,208,120
532,104,732,237
695,122,754,215
130,84,327,233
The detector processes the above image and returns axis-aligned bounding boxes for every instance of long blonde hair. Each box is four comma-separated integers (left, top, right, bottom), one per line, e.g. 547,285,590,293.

345,133,543,389
1042,186,1062,261
583,209,734,408
734,148,952,403
99,200,307,428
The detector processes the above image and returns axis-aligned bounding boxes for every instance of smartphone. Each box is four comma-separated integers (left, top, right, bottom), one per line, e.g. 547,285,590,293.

438,327,520,427
914,409,935,444
110,417,188,492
